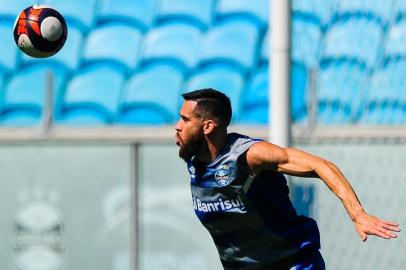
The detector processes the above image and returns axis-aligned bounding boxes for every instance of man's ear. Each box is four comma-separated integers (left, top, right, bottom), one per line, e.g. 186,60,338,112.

203,120,216,135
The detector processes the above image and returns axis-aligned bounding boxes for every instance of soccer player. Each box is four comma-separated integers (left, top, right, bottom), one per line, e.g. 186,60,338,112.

174,88,400,270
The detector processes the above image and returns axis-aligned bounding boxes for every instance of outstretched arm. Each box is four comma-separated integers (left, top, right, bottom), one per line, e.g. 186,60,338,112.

246,141,400,241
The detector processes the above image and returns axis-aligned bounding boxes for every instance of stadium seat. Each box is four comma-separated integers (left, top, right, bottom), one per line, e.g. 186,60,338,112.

292,16,322,68
385,19,406,59
360,60,406,124
240,66,269,124
0,0,34,22
20,23,84,72
292,0,336,25
317,60,369,125
98,0,157,31
185,64,244,121
198,20,260,72
141,22,202,71
156,0,215,30
395,0,406,20
0,64,66,126
323,18,383,68
240,63,308,125
260,30,270,65
0,21,19,72
58,64,125,125
117,64,183,125
337,0,395,25
44,0,97,33
82,23,143,74
215,0,269,28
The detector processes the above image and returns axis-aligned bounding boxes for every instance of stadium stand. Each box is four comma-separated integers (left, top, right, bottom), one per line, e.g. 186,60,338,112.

1,0,405,126
185,64,244,122
198,19,260,73
317,60,368,124
44,0,97,33
156,0,215,30
336,0,395,25
323,17,383,68
0,21,19,73
0,64,66,126
97,0,158,32
292,15,322,68
82,23,143,75
117,64,183,125
58,64,125,125
292,0,336,26
0,0,34,22
215,0,269,29
140,22,202,72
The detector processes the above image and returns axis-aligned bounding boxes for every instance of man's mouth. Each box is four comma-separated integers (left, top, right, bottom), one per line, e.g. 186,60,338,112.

175,134,181,146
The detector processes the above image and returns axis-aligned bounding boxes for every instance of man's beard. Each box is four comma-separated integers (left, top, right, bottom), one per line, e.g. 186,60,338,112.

178,134,204,162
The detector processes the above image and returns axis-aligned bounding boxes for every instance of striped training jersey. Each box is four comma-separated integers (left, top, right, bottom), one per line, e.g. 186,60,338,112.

187,133,320,269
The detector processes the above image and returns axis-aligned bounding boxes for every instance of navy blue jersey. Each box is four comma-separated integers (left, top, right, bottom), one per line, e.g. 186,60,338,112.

187,133,320,269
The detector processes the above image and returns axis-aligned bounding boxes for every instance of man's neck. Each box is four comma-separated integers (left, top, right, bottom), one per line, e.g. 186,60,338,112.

197,131,227,164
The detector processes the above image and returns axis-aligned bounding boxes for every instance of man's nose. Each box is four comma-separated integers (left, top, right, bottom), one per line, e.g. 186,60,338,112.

175,120,182,131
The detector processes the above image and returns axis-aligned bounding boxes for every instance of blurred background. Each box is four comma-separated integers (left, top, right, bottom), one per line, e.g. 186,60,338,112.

0,0,405,269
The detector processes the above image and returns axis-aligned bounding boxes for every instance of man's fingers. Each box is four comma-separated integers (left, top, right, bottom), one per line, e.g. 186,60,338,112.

375,226,398,238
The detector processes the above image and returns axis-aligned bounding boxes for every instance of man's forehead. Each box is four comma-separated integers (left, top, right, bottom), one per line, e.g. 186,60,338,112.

181,100,198,115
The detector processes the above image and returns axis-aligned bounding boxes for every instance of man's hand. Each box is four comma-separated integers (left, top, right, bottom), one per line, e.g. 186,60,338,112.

354,211,400,241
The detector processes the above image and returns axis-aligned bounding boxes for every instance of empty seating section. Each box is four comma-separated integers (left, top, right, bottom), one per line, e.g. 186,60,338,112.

0,0,404,126
185,64,244,121
156,0,215,30
58,65,125,125
216,0,269,28
0,65,66,126
323,18,383,68
97,0,157,31
0,21,19,72
118,65,183,124
82,23,143,74
337,0,395,25
141,22,202,71
44,0,98,33
198,20,260,72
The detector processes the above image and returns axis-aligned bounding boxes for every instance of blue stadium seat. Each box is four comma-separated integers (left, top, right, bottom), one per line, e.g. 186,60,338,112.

360,60,406,124
292,0,336,25
337,0,395,25
260,30,270,65
216,0,269,28
44,0,97,33
98,0,157,31
58,64,125,125
317,60,369,125
0,64,66,126
240,66,268,124
395,0,406,20
20,23,84,73
198,20,260,72
0,21,19,72
141,22,202,71
82,23,143,74
117,65,183,125
292,16,322,68
323,18,383,68
0,0,34,22
156,0,215,30
240,63,308,125
385,20,406,59
185,64,244,121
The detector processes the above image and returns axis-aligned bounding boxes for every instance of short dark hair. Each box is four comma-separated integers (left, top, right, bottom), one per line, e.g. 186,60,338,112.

182,88,232,127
